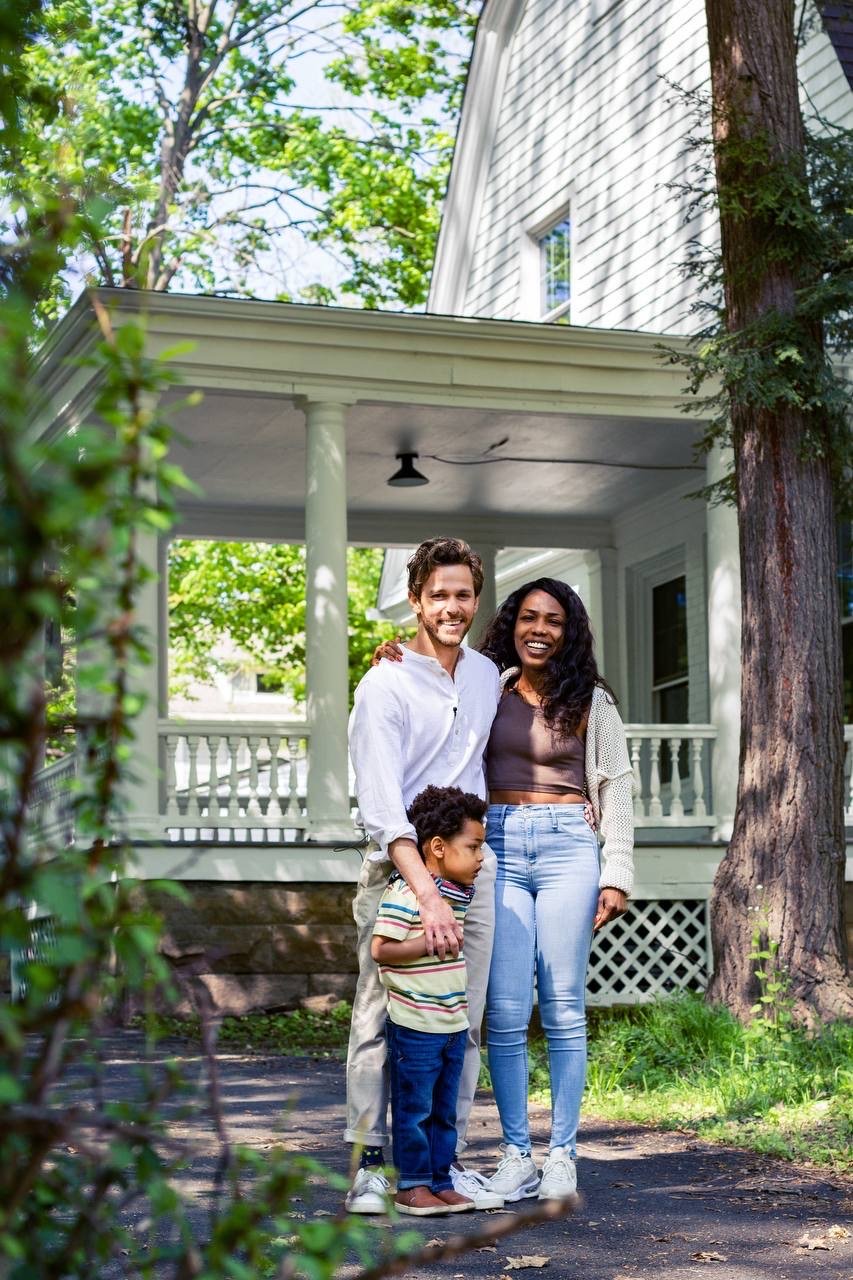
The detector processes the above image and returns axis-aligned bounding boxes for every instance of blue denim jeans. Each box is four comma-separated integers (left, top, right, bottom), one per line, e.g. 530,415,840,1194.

486,804,600,1157
386,1019,467,1190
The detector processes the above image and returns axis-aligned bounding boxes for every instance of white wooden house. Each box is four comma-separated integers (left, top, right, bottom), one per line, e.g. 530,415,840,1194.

25,0,853,1011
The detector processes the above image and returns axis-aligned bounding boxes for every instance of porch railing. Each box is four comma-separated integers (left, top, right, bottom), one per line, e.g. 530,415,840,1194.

623,724,716,827
28,753,78,844
160,719,311,840
24,720,853,846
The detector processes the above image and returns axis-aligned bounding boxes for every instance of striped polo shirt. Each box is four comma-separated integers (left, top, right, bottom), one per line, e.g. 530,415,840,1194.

372,879,469,1034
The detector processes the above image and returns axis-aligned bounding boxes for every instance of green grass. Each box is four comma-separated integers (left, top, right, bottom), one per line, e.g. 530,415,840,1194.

134,1001,353,1059
533,994,852,1173
138,993,852,1172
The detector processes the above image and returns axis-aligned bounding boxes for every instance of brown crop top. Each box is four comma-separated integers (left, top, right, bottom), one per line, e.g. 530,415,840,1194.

485,690,586,796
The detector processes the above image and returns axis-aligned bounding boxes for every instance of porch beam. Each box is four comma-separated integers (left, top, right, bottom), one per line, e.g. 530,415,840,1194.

300,397,355,839
37,290,706,425
172,503,614,551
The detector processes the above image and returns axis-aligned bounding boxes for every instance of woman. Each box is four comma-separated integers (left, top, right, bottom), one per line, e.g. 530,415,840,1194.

478,578,633,1203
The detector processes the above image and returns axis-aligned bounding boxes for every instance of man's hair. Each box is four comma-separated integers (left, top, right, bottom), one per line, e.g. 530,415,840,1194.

406,785,487,859
406,537,484,601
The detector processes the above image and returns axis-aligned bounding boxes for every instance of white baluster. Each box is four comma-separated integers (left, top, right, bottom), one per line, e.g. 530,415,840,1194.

187,734,201,817
246,735,262,818
207,735,222,817
630,736,645,818
668,735,684,818
227,735,241,818
165,733,180,819
267,735,283,820
285,735,303,823
692,737,707,817
648,737,663,819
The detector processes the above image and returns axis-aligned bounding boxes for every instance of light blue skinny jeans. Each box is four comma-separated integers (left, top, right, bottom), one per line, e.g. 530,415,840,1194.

486,803,600,1157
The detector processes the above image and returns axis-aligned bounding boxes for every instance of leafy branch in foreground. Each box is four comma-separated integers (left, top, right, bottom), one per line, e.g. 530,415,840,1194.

3,12,562,1274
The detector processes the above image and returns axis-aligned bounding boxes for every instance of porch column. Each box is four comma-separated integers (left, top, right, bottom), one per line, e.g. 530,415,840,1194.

470,542,499,646
301,398,354,839
123,525,165,838
706,446,741,841
581,548,620,685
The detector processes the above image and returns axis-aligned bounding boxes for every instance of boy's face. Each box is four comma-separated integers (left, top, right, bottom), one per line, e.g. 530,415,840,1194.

429,818,486,886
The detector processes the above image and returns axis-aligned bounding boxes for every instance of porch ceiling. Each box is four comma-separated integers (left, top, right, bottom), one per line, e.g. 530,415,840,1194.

162,388,702,521
33,289,709,544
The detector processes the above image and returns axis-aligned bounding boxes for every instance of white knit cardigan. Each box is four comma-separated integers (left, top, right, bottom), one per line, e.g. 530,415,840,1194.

498,672,635,896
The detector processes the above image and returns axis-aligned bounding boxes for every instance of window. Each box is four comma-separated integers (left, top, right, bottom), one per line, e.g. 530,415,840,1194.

539,217,571,322
839,521,853,722
652,576,688,782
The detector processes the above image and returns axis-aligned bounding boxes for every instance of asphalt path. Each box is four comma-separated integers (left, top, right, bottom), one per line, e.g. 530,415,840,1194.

66,1034,852,1280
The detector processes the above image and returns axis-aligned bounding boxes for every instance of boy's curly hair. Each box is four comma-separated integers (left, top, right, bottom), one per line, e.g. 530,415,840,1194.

406,785,487,858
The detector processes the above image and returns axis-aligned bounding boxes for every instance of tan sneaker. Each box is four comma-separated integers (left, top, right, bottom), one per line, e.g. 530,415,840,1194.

433,1188,475,1213
394,1186,450,1216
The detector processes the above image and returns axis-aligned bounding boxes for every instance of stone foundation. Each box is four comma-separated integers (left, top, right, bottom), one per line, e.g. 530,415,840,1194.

141,882,359,1018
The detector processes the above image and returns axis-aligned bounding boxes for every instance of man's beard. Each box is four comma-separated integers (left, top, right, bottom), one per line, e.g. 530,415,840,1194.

421,615,470,649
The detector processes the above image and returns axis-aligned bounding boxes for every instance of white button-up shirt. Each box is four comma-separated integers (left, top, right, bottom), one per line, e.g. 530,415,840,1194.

349,645,501,858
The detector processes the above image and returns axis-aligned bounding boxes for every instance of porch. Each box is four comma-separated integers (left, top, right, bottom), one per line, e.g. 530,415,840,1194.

26,289,853,1008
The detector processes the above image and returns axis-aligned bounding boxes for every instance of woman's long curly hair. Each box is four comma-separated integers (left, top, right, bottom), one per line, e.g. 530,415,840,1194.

477,577,616,739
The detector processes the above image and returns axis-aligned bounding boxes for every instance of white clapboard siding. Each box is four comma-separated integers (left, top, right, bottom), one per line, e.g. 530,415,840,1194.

453,0,853,334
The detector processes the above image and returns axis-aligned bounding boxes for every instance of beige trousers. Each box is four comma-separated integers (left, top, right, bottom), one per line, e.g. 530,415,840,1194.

344,844,496,1152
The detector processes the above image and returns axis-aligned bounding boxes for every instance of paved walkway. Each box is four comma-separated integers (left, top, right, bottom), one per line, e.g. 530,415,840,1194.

84,1035,852,1279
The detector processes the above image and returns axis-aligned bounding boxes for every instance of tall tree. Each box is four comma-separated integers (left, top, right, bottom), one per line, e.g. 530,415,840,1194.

701,0,853,1022
16,0,477,319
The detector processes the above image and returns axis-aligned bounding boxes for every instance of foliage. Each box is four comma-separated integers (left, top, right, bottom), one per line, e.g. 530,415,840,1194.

11,0,478,321
746,894,795,1037
168,539,405,704
1,18,441,1277
134,1001,354,1057
663,82,853,513
552,995,851,1173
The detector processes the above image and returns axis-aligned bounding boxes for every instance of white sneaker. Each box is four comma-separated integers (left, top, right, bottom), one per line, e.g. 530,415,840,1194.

489,1144,540,1202
344,1166,391,1214
450,1164,505,1210
537,1146,577,1200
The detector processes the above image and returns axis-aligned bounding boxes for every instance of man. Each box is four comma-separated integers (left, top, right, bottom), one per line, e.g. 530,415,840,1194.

345,536,501,1213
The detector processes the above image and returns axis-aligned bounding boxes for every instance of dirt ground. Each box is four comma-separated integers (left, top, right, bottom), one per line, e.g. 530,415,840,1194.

78,1035,852,1279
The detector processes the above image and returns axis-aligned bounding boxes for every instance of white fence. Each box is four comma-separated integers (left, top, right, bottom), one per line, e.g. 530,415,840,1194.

25,721,853,847
623,724,716,827
161,720,311,841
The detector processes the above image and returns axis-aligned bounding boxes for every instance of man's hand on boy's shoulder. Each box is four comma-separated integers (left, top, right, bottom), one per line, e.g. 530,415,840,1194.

417,890,463,960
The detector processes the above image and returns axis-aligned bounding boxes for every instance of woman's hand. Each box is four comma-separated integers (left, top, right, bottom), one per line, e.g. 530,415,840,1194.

593,888,627,931
370,638,405,667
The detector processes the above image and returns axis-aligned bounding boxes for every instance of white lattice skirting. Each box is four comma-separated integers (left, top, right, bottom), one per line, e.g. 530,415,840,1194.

587,898,711,1005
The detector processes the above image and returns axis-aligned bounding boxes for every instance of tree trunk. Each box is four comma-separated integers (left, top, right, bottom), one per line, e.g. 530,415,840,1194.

704,0,852,1023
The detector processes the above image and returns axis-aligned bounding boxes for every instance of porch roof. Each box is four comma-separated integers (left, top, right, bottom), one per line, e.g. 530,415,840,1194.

34,288,708,547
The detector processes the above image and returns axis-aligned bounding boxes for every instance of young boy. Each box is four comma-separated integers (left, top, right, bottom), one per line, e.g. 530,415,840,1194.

370,785,487,1217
